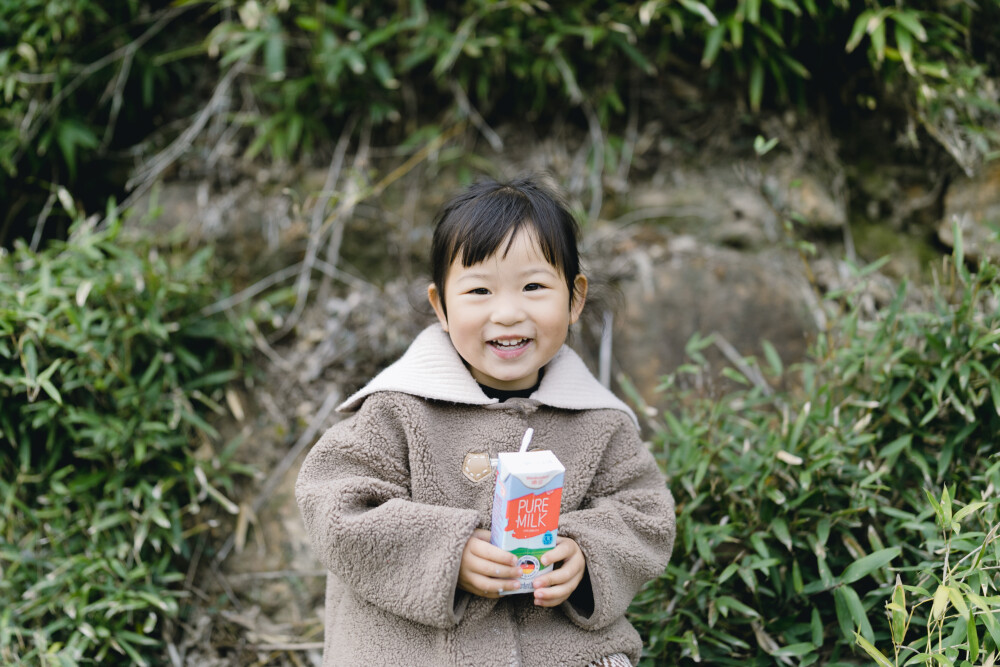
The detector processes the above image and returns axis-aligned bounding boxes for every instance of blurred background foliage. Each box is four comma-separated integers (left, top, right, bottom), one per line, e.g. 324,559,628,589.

629,239,1000,665
1,217,257,664
2,0,999,247
3,1,1000,665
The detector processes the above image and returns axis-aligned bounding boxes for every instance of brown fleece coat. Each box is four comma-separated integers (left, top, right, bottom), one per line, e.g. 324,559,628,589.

296,325,675,666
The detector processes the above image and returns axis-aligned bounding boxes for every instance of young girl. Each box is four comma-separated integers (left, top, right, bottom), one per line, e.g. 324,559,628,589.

296,177,676,666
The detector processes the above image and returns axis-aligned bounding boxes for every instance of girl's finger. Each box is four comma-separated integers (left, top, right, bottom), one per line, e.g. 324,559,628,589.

540,536,582,568
463,572,521,596
466,552,521,580
468,535,518,567
533,577,581,607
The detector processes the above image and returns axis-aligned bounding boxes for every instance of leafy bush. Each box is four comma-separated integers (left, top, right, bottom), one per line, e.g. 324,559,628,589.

209,0,998,168
629,243,1000,665
0,216,254,664
0,1,208,244
4,1,997,243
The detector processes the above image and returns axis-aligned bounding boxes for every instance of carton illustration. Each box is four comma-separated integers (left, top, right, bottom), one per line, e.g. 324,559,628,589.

490,429,565,595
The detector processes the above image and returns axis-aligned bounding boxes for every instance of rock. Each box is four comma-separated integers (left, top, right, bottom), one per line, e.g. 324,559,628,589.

938,162,1000,262
784,172,846,229
625,170,778,249
611,232,818,407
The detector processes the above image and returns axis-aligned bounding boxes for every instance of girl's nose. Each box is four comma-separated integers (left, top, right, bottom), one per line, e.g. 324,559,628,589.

490,296,526,325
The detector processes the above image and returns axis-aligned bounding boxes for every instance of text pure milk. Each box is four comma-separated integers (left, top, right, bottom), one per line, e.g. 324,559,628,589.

490,449,565,595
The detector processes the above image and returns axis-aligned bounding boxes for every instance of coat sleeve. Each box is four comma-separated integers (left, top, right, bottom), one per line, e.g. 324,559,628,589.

295,393,480,629
557,412,676,631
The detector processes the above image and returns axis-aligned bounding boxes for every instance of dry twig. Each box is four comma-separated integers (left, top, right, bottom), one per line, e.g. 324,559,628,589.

13,5,192,168
110,57,249,224
450,80,503,151
712,333,774,397
215,389,341,562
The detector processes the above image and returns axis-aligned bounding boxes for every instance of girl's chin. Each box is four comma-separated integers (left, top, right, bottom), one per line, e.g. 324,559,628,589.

475,369,539,391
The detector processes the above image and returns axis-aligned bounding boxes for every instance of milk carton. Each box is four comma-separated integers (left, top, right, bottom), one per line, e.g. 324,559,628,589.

490,429,565,595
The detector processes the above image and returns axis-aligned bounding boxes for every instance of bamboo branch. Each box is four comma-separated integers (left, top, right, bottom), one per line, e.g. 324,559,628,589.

12,5,191,169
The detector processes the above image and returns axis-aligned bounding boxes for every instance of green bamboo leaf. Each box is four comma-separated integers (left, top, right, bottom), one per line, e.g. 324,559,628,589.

854,632,894,667
953,218,965,268
21,339,38,383
116,637,148,666
39,379,62,405
952,501,987,524
840,546,901,584
610,33,656,75
758,22,786,48
895,23,915,74
968,594,1000,649
833,587,854,640
433,13,477,75
778,52,811,80
754,135,779,156
931,584,950,621
968,614,980,663
716,595,761,618
924,487,944,525
149,506,171,530
891,575,907,645
946,586,970,621
772,517,792,551
845,10,874,53
701,24,725,68
842,585,875,641
680,0,719,26
811,606,822,646
941,485,952,526
789,404,809,449
772,643,814,657
768,0,802,16
761,340,783,375
86,511,130,536
973,329,1000,349
729,16,743,48
990,376,1000,417
890,10,927,42
264,26,285,80
871,20,886,64
749,59,764,112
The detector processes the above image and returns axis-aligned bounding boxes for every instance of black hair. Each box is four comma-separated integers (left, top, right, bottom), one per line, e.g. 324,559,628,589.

430,177,582,317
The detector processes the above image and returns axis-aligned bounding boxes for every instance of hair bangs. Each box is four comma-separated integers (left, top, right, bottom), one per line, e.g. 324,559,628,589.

431,178,581,316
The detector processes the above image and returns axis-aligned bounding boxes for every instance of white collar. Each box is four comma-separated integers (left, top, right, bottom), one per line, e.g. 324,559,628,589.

338,324,639,429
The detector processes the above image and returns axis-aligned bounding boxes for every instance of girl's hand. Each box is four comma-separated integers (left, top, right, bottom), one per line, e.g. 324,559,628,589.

458,529,523,598
531,536,586,607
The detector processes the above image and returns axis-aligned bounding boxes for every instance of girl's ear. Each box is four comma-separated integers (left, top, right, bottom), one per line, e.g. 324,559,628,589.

569,274,588,324
427,283,449,332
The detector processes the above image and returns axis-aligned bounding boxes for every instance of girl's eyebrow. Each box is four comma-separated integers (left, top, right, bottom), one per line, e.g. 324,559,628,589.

453,271,491,281
517,266,560,278
453,265,558,281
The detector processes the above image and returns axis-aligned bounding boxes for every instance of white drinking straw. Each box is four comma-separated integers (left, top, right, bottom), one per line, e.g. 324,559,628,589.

519,428,534,453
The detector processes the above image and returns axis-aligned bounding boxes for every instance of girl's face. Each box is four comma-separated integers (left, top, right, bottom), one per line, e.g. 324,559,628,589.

428,229,587,391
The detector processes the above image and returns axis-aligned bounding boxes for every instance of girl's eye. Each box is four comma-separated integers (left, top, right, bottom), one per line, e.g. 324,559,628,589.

524,283,544,292
469,288,490,295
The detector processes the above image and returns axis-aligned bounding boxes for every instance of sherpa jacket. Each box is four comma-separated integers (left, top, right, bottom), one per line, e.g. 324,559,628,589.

296,324,675,667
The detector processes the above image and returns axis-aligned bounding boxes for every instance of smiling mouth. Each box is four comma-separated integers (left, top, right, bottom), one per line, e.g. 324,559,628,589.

489,338,531,350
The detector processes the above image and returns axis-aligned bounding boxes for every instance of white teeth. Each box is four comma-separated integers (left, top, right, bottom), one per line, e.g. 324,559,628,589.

493,338,527,347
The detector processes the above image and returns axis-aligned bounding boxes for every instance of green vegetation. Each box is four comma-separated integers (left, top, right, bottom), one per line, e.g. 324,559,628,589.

0,216,254,665
3,1,998,244
3,3,999,663
630,240,1000,665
